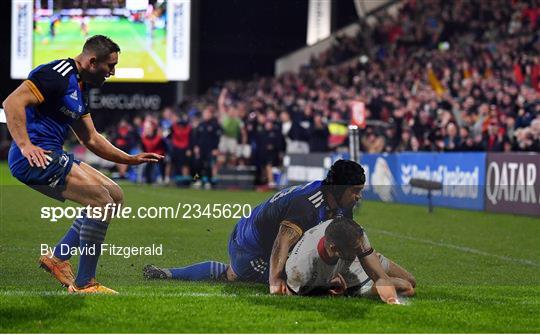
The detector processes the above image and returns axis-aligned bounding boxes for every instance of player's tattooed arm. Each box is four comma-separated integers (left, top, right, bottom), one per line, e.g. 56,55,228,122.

269,222,302,295
360,251,400,304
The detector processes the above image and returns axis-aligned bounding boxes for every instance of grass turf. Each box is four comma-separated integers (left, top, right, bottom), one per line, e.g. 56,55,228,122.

34,17,167,82
0,162,539,333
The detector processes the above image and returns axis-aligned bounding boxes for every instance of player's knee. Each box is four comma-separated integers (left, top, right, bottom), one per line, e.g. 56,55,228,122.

108,183,124,205
88,186,115,208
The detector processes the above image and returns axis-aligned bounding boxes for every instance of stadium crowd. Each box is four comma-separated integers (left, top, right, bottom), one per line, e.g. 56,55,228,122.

102,0,540,185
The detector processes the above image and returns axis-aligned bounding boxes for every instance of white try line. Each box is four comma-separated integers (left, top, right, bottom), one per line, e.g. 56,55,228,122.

370,228,540,268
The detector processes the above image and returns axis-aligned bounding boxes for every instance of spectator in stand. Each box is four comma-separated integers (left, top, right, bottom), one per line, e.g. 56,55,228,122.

252,113,284,188
191,106,222,189
160,107,175,184
308,113,330,152
361,127,385,153
217,88,243,167
383,126,398,153
443,122,461,151
111,119,140,179
169,112,192,186
409,136,421,152
482,120,506,152
396,128,412,152
412,109,434,150
140,116,167,183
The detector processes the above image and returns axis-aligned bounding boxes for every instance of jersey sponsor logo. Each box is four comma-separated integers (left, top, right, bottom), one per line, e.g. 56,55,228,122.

52,60,73,77
308,191,324,208
59,106,80,120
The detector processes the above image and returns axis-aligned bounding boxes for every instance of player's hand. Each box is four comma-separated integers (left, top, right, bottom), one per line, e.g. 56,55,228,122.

129,152,164,165
20,143,52,169
269,278,287,295
328,273,347,296
374,278,400,305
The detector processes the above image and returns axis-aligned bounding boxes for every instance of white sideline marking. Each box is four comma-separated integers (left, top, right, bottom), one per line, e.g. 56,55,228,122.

371,228,540,268
0,290,267,298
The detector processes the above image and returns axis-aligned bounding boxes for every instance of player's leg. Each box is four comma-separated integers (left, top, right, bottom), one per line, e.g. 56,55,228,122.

17,152,88,287
143,223,265,283
78,162,124,205
61,162,121,293
143,261,228,281
49,162,122,259
225,228,268,283
143,226,240,281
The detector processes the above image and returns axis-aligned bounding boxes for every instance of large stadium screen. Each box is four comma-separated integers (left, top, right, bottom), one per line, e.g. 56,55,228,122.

11,0,190,82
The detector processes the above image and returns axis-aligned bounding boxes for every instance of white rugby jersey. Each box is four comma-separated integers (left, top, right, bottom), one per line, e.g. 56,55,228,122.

285,219,373,295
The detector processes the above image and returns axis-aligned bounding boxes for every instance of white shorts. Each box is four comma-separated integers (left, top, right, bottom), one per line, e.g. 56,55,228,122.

236,144,251,159
219,136,238,155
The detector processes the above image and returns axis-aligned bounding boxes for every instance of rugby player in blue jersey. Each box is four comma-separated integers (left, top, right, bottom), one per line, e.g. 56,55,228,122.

3,35,163,294
145,160,414,294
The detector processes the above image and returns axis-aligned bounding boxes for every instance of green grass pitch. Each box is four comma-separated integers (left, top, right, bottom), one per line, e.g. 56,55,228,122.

0,162,539,333
34,17,167,82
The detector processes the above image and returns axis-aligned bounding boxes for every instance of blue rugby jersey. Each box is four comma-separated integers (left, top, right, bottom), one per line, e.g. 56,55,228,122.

234,180,353,255
20,58,90,151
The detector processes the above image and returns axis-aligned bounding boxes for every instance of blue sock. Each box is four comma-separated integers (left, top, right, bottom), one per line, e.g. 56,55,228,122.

75,217,109,287
53,213,84,260
169,261,227,281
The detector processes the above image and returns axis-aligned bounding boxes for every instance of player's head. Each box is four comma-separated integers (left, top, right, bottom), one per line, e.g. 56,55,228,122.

325,217,364,261
323,160,365,209
81,35,120,86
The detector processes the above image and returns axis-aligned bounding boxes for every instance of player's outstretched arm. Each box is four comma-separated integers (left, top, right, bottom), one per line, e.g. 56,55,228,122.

2,82,51,168
269,222,301,295
71,116,163,165
360,251,400,304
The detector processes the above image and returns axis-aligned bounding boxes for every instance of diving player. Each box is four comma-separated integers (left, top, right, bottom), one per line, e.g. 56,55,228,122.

144,159,366,294
285,217,415,303
3,35,163,294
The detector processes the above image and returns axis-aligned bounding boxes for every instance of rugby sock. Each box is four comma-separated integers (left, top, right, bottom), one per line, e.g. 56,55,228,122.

53,213,84,261
168,261,227,281
75,217,109,287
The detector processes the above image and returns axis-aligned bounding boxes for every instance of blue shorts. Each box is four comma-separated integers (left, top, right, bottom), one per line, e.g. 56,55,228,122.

8,143,80,202
227,224,269,283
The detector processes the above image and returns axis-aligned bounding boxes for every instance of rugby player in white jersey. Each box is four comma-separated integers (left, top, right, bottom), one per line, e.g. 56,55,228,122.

285,217,415,304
